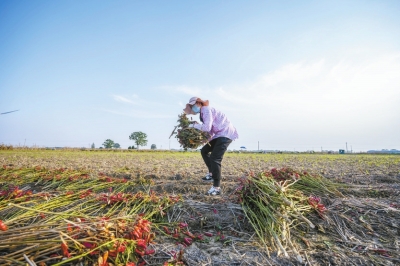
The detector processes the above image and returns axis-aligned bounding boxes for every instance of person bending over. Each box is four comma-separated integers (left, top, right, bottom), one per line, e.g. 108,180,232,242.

183,96,239,196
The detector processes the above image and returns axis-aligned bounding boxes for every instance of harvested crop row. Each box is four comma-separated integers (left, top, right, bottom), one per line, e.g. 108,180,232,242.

0,166,181,265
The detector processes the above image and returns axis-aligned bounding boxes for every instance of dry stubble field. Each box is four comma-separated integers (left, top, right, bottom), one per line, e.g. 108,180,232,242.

0,149,399,266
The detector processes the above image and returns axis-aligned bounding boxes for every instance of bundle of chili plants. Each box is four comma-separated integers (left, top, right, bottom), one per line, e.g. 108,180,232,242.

0,215,156,265
0,166,182,265
173,113,211,150
0,166,152,197
1,189,181,228
235,168,341,259
0,191,181,265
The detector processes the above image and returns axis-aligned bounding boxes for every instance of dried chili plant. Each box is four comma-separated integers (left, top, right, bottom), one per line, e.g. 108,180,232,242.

172,113,210,150
235,168,342,260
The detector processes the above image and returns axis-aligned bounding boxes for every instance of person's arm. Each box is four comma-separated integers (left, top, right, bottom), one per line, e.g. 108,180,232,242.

194,107,213,132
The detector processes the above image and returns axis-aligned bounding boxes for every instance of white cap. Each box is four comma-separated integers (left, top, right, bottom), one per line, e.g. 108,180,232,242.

188,96,198,105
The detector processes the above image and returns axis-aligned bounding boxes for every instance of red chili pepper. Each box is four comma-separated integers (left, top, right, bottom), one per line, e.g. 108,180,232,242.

184,231,196,238
117,244,126,253
183,237,192,245
126,263,136,266
136,239,147,249
141,226,150,233
61,242,70,258
134,227,143,233
373,249,388,254
0,220,8,231
135,249,145,256
132,231,140,239
144,249,155,255
204,232,213,237
82,242,95,249
164,226,171,235
178,222,188,228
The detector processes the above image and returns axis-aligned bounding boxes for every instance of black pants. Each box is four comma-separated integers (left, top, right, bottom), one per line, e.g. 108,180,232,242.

201,137,232,187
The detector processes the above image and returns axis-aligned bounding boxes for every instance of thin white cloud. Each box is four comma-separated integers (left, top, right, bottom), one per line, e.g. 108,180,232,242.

215,87,253,105
112,94,171,107
220,54,400,109
102,108,174,119
160,85,203,96
257,59,325,88
112,95,135,104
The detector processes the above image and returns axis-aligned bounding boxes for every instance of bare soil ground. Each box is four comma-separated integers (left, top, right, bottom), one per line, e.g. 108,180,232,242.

1,150,399,265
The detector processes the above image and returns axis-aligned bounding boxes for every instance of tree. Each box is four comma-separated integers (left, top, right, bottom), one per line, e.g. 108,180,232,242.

113,143,121,149
129,132,148,150
103,139,115,149
151,144,157,150
128,146,136,149
91,143,95,149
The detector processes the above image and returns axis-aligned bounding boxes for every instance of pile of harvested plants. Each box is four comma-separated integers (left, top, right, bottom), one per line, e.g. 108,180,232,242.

235,167,342,260
172,113,210,150
0,166,181,265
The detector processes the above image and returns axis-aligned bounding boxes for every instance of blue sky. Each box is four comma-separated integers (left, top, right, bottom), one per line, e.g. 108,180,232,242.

1,0,399,151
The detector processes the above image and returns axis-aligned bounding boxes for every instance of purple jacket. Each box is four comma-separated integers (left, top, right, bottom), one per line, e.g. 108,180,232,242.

193,106,239,141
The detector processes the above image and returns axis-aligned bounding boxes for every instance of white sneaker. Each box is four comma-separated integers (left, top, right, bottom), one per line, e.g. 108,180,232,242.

202,173,213,182
207,186,221,196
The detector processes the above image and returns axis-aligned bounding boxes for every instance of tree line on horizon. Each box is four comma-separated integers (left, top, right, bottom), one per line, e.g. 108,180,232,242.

98,131,156,150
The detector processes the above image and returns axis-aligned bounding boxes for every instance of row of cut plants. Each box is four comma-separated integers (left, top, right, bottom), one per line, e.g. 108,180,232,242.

0,166,181,266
